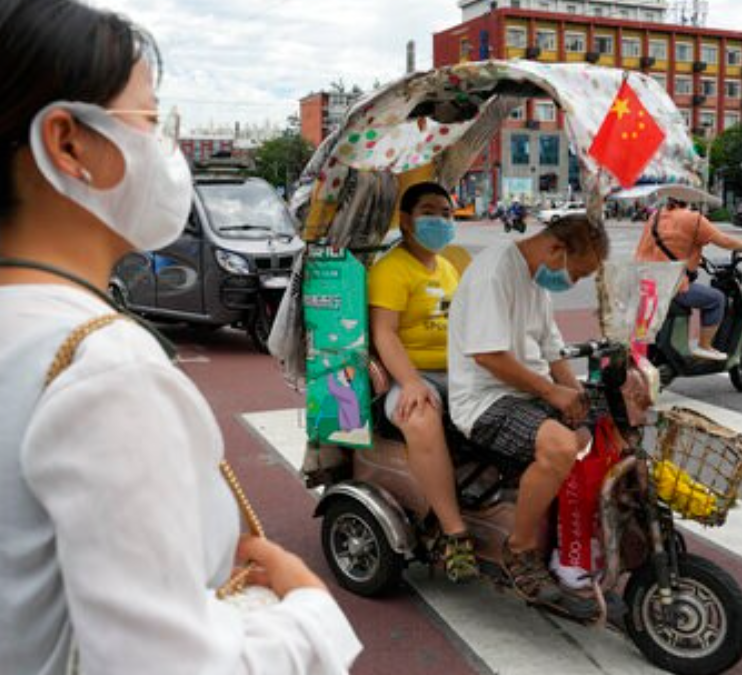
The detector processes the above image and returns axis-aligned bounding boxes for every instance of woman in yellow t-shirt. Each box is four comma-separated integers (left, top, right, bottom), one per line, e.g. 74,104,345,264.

368,182,478,583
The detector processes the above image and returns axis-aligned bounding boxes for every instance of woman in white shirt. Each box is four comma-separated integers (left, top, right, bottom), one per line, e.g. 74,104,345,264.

0,1,361,674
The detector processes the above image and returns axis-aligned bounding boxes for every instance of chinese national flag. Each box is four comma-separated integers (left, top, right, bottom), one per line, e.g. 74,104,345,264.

588,80,666,188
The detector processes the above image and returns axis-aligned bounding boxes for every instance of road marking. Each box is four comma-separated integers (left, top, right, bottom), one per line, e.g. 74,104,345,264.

176,355,211,364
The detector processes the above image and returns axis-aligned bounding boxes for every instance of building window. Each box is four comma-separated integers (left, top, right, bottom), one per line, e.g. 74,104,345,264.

701,45,718,65
644,11,656,21
460,38,472,61
675,76,693,95
539,135,560,166
509,105,525,120
534,101,556,122
724,112,740,130
622,38,642,59
566,4,577,13
507,27,527,48
536,30,557,52
728,47,742,66
593,7,603,17
512,0,521,8
726,80,742,98
676,42,693,63
595,36,614,55
565,32,586,53
649,40,668,60
679,109,691,127
699,110,717,129
619,9,630,19
651,73,667,89
701,79,717,97
511,134,530,165
538,1,552,9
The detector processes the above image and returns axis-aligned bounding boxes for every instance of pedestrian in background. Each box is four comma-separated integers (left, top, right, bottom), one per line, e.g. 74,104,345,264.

0,1,361,674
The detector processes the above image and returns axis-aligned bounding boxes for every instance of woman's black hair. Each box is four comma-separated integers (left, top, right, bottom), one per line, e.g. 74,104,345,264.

399,181,453,214
0,0,161,219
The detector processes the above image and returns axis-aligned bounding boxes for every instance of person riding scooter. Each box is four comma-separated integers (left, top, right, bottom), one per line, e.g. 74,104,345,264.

368,182,479,584
635,197,742,361
448,214,609,605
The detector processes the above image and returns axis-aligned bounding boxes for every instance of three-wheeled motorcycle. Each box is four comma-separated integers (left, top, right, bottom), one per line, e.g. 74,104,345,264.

269,59,742,675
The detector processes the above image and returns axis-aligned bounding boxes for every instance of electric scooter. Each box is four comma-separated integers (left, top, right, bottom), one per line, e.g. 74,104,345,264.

649,251,742,391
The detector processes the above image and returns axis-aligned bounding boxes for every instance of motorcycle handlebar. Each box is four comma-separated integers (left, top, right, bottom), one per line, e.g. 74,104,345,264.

559,339,615,359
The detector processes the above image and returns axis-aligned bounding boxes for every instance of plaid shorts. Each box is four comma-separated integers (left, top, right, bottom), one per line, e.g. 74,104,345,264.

469,388,608,468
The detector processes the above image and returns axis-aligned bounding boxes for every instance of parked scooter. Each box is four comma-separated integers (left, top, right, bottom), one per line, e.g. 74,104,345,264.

489,202,527,233
649,251,742,390
308,338,742,675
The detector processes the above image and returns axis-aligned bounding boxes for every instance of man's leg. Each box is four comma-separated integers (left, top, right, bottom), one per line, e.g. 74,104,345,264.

509,419,583,553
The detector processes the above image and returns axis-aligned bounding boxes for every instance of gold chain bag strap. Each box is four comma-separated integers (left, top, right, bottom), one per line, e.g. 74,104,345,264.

46,315,279,674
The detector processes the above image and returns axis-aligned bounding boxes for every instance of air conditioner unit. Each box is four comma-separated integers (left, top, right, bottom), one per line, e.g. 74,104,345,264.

693,60,707,73
692,94,707,106
640,56,656,69
586,51,601,64
526,46,541,60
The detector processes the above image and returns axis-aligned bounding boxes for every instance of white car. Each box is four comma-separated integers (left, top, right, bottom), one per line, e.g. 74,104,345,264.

537,201,586,223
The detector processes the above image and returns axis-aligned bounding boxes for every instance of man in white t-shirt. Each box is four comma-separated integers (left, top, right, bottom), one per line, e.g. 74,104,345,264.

448,214,609,605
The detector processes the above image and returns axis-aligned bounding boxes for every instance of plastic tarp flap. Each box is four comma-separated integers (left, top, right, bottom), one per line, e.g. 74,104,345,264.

597,260,685,343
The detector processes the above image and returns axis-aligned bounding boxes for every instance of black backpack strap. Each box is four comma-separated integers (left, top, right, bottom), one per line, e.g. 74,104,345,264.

651,208,678,261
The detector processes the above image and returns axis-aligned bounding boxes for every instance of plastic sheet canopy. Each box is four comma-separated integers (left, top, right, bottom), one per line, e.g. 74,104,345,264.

297,59,704,243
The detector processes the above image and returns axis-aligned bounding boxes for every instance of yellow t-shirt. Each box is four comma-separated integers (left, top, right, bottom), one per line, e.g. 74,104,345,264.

368,246,459,370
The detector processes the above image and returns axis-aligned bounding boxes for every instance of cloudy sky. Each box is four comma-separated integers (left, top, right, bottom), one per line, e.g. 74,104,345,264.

89,0,742,132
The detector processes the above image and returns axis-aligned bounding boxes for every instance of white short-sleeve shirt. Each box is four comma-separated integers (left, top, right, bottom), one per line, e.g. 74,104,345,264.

448,242,565,436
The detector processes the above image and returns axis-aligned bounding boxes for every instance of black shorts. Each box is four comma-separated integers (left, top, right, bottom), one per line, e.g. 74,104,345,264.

469,388,608,468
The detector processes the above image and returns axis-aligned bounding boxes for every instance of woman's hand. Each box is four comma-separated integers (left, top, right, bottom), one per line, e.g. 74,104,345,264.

236,536,327,598
396,379,439,423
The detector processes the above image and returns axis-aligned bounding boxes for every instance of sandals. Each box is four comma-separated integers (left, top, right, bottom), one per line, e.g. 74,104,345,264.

436,532,480,584
501,538,562,604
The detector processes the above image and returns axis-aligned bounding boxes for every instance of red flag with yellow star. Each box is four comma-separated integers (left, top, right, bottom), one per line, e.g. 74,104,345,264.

588,80,666,188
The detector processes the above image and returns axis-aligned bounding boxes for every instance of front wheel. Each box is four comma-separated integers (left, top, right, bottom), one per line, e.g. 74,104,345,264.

729,364,742,392
248,295,277,354
624,553,742,675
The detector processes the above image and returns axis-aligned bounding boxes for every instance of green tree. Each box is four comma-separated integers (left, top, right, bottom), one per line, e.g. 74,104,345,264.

254,132,314,192
710,125,742,195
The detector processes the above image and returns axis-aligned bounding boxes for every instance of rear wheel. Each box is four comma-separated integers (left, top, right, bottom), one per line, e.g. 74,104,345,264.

624,553,742,675
321,498,404,597
729,364,742,392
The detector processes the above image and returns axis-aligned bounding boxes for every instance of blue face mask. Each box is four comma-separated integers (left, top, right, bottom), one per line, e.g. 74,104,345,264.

413,215,456,252
534,253,574,293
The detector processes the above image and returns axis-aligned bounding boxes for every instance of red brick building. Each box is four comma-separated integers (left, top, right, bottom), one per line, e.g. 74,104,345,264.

434,6,742,204
300,90,362,147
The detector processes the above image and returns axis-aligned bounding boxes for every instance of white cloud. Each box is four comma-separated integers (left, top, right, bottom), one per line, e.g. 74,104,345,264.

89,0,741,132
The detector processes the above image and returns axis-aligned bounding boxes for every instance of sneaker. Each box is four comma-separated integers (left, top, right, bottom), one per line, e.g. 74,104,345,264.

692,346,727,362
502,539,562,604
437,532,480,584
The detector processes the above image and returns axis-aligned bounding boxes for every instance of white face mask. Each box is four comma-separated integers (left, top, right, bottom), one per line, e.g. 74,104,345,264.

29,101,193,251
